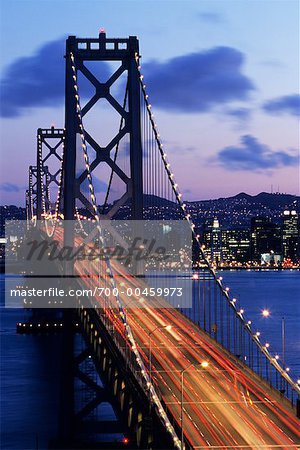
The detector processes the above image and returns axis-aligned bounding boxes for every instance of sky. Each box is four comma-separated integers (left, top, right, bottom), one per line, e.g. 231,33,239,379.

0,0,299,205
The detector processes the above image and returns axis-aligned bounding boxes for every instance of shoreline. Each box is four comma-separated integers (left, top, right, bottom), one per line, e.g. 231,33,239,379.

198,266,300,271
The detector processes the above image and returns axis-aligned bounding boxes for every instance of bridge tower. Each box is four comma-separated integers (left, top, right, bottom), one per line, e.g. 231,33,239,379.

56,33,156,449
63,31,143,249
28,165,48,221
36,126,64,220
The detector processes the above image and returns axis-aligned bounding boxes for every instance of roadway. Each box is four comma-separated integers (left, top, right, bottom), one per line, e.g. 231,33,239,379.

54,227,300,449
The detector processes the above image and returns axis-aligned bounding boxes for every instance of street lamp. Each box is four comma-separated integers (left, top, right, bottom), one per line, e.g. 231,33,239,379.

180,361,209,450
261,309,286,368
148,325,172,390
262,309,270,317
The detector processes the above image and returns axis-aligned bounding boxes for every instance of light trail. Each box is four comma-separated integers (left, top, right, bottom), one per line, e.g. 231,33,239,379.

51,228,300,449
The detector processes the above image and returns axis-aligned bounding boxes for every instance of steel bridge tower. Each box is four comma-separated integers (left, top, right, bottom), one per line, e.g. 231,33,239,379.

27,164,48,220
36,126,64,220
63,31,143,248
56,32,156,449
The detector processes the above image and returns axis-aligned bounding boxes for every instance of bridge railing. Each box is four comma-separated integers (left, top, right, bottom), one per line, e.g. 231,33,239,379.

178,270,300,407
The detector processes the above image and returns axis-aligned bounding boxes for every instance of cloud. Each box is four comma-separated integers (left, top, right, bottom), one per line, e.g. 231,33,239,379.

0,182,24,192
143,47,254,113
225,107,252,122
215,135,298,171
262,94,300,117
198,12,224,23
1,40,254,119
91,178,110,193
260,59,284,68
81,176,114,194
164,142,197,153
0,38,110,118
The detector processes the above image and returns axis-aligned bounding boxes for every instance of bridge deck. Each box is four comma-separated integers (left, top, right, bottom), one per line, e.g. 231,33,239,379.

52,227,300,449
79,270,300,447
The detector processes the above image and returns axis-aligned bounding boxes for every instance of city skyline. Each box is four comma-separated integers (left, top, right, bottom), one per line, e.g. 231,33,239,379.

0,0,299,205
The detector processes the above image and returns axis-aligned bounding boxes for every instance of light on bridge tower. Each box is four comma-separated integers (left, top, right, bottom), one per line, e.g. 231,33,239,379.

25,189,30,226
28,164,47,220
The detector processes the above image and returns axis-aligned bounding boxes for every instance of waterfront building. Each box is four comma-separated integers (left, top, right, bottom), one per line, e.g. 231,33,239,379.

250,217,281,261
221,228,251,264
203,218,222,264
282,209,299,262
261,252,281,265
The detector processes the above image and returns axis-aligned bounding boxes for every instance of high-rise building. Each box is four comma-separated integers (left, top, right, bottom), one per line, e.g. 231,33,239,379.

282,209,299,262
250,217,281,261
221,229,251,263
203,217,222,264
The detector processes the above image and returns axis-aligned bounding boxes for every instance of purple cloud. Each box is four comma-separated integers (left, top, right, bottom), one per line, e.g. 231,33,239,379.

81,176,114,194
198,12,224,23
215,135,298,171
0,38,110,118
225,107,252,122
0,183,24,192
263,94,300,117
143,47,255,113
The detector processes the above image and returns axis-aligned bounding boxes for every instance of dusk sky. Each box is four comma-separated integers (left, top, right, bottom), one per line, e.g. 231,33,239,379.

0,0,299,205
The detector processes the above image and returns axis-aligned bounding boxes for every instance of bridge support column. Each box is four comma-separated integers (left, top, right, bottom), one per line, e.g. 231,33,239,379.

57,309,75,445
73,306,174,449
297,398,300,419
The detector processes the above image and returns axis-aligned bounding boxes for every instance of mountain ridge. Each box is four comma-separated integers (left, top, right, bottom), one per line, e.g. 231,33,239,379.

189,191,299,206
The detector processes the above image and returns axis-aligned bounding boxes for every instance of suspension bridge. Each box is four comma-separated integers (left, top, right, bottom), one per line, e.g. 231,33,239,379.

18,31,300,449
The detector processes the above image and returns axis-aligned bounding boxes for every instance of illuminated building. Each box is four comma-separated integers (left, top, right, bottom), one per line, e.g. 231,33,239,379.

250,217,281,262
261,252,281,265
221,229,251,263
282,209,299,262
203,218,222,264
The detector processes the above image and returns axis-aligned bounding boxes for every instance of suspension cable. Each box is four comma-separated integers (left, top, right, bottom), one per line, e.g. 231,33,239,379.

69,51,182,449
135,54,300,397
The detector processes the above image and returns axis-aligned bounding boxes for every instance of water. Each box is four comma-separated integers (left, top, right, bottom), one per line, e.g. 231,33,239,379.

1,271,299,449
219,269,300,373
0,275,62,450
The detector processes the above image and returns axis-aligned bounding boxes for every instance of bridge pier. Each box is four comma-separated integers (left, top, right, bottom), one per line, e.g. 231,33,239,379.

78,306,168,449
51,304,174,449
